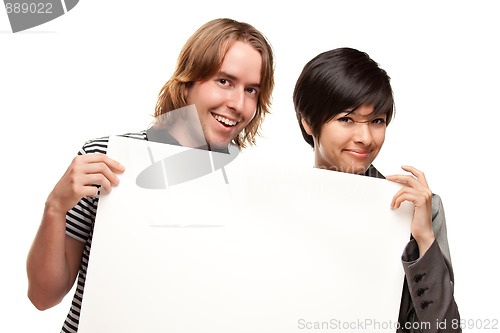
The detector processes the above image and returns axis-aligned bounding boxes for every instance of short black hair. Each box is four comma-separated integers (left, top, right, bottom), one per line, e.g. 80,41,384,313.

293,47,394,147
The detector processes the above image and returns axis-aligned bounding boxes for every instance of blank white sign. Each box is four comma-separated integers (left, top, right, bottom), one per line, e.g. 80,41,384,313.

79,136,412,333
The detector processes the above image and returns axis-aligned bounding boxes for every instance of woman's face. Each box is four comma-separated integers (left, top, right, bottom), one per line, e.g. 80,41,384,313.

303,104,387,174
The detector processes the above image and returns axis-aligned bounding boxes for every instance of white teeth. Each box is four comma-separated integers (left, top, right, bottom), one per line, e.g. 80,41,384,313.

214,114,238,126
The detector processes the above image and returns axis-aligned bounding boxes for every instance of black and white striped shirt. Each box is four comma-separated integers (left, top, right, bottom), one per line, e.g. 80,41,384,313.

62,131,147,333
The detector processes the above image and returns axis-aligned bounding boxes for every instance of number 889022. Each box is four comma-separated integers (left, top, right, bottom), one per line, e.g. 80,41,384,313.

5,2,53,14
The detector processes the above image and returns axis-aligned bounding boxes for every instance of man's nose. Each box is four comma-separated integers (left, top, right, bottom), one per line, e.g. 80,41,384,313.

226,88,245,111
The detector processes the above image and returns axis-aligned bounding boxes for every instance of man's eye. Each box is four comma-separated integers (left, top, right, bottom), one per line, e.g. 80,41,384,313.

246,87,257,95
218,79,228,85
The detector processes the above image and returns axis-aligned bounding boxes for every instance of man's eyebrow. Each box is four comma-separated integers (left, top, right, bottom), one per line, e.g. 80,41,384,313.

218,71,260,88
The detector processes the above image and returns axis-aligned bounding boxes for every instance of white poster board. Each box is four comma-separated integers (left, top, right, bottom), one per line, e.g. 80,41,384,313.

79,136,413,333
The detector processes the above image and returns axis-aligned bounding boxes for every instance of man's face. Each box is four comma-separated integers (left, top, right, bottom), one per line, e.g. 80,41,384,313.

185,41,262,149
304,104,387,174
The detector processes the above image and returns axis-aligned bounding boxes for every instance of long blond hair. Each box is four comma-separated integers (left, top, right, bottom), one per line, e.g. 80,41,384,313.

154,18,275,148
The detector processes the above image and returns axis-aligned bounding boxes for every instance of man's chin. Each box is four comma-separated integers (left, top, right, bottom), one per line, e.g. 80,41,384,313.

207,140,231,151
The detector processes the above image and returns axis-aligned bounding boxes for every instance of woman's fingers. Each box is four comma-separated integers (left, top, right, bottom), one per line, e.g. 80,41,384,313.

387,165,435,256
400,165,429,188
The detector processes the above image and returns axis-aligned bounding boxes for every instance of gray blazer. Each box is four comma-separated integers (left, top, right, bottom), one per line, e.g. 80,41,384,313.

366,166,461,333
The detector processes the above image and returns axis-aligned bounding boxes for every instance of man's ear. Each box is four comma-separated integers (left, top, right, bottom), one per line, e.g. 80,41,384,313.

301,117,313,136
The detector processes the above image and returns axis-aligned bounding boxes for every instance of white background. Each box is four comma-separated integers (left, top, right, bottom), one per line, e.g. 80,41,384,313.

1,0,499,331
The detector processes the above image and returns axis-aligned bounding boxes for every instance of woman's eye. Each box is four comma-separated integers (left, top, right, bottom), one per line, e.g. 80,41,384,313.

372,118,386,125
218,79,228,85
338,117,353,123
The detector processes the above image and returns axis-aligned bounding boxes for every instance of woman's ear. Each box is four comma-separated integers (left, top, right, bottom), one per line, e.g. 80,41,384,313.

301,117,313,136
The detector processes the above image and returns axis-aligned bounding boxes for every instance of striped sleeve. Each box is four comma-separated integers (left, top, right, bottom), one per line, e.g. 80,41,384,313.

64,137,110,243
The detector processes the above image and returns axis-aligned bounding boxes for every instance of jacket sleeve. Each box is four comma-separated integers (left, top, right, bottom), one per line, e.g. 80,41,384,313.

399,194,461,333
